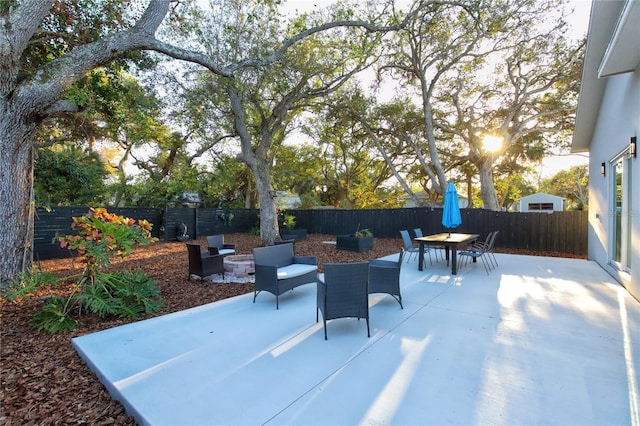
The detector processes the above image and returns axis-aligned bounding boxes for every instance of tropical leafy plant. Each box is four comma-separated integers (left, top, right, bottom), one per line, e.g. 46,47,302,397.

354,225,373,238
32,296,78,333
76,270,163,318
281,213,296,230
33,208,162,333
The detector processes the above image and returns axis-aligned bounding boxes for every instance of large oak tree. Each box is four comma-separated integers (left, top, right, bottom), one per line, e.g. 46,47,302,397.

1,0,171,286
0,0,424,286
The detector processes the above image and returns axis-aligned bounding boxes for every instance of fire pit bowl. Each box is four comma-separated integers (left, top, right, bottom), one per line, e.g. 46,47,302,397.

223,254,255,278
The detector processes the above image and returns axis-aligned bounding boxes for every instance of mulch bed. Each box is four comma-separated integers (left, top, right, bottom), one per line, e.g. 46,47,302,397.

0,233,583,425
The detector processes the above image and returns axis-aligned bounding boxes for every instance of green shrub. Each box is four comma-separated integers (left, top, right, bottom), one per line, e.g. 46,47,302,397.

1,265,60,302
77,270,163,318
33,296,78,333
32,208,163,333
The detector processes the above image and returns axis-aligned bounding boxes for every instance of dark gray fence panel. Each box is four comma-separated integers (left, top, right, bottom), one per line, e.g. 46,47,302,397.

33,207,161,261
34,207,90,260
34,207,587,259
165,208,196,241
193,208,259,237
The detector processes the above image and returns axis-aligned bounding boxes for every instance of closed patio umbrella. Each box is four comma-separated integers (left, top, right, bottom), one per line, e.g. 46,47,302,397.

442,181,462,236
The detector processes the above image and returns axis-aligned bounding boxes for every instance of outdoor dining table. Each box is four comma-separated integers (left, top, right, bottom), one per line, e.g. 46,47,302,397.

415,233,480,275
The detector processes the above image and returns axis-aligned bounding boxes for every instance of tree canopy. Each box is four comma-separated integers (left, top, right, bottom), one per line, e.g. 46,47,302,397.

1,0,585,287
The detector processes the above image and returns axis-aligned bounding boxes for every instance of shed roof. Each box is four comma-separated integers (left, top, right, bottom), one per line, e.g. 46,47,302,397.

519,193,565,202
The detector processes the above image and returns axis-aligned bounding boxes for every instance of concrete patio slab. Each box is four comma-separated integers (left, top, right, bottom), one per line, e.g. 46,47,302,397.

72,254,640,426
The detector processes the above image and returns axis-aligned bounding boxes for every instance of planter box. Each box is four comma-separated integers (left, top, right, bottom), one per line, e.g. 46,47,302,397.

280,229,307,241
336,235,374,252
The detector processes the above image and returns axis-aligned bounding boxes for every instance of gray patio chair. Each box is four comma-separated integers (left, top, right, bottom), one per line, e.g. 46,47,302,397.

465,231,499,269
401,229,431,265
458,232,493,274
206,235,236,256
317,262,370,340
368,249,404,309
485,230,499,268
186,243,225,281
413,227,442,262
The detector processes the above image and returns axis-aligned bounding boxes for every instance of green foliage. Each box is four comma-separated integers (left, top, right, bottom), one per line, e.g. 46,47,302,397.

32,208,162,333
21,1,137,75
1,265,60,303
77,270,163,318
354,225,373,238
539,165,588,210
281,213,296,230
33,296,78,333
201,156,253,208
34,145,108,207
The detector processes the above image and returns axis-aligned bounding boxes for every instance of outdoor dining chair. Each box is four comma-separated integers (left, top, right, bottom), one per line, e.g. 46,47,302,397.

458,232,494,274
368,249,404,309
485,230,499,268
465,230,499,269
186,243,225,281
401,229,431,265
317,262,370,340
413,227,442,262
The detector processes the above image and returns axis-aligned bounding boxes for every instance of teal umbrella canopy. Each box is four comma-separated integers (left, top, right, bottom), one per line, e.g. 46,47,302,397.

442,181,462,234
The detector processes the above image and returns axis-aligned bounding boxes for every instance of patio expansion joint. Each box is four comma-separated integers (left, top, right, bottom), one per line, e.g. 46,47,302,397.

262,285,456,425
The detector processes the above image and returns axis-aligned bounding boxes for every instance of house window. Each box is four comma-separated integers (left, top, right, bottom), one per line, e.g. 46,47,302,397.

528,202,554,210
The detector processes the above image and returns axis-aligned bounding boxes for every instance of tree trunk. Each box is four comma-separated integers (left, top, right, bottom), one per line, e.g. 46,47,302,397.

478,158,500,211
0,109,38,287
227,84,280,246
251,161,280,246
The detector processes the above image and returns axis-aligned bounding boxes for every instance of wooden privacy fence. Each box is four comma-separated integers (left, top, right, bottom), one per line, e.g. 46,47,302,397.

33,206,587,260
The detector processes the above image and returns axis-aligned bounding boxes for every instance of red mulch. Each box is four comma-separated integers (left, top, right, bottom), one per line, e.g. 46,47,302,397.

0,233,583,425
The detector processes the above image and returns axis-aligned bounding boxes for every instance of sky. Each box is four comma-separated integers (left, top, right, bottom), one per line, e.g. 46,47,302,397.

281,0,593,178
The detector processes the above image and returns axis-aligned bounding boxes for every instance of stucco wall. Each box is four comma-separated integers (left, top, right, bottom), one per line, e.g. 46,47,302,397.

588,64,639,301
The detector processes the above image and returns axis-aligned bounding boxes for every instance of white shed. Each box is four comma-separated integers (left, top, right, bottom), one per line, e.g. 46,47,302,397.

519,193,565,213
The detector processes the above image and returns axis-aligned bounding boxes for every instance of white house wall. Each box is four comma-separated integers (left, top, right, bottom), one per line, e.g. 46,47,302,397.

588,64,639,300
